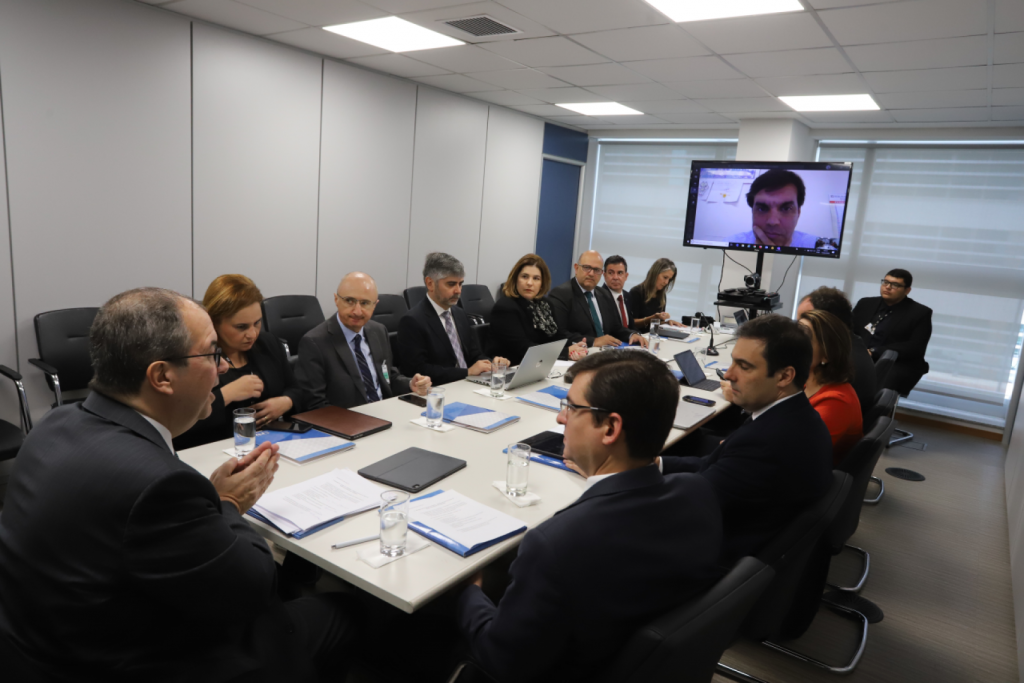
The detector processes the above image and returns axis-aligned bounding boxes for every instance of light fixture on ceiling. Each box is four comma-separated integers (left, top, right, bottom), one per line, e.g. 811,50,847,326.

323,17,464,52
645,0,803,22
780,94,880,112
556,102,644,116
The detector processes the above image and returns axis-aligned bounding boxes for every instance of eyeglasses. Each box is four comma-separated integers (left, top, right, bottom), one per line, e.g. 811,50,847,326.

880,279,906,290
559,398,610,416
335,295,377,309
164,347,230,366
577,264,602,274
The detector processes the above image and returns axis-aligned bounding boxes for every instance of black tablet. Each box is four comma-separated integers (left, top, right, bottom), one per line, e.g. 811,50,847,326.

358,448,466,493
518,431,565,459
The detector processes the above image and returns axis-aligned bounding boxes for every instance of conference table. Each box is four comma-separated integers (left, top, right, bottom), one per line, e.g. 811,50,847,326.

178,329,737,614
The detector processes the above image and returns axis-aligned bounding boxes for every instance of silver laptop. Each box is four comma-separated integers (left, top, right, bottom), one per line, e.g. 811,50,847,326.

467,338,567,390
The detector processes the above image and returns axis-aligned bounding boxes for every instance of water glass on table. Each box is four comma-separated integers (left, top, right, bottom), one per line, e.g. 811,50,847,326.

233,408,256,458
490,358,509,397
649,320,661,356
425,387,445,429
379,490,410,557
506,443,531,497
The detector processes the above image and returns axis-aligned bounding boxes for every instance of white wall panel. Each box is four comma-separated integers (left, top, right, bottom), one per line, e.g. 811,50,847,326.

317,61,416,310
477,106,544,296
0,0,191,419
407,88,488,287
192,23,322,300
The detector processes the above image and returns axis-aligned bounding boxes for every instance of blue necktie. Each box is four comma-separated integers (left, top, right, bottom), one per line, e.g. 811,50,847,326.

585,291,604,337
352,335,380,403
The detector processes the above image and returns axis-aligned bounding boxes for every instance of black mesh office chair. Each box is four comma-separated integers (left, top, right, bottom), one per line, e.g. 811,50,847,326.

863,389,899,505
29,307,99,407
459,285,495,324
873,350,915,447
0,365,32,462
371,294,409,372
261,295,325,359
403,286,428,310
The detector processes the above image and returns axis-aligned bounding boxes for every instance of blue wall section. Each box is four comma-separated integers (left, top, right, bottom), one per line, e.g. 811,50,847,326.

536,158,581,285
542,123,588,162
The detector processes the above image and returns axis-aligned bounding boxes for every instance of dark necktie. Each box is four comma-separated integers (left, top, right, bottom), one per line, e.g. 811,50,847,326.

585,291,604,337
443,310,468,369
352,335,380,403
617,294,628,327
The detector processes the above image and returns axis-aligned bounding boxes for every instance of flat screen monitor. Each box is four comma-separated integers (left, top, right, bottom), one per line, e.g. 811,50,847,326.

683,160,854,259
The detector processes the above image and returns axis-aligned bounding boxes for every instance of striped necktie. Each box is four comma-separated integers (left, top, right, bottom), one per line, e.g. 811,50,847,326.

352,335,380,403
443,310,467,369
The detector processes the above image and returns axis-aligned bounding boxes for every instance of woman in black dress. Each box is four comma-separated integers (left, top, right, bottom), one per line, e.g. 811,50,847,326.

628,258,684,333
174,274,305,450
490,254,588,365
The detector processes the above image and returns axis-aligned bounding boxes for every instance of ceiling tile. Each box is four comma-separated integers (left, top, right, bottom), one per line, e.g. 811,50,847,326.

480,37,608,67
724,48,852,79
398,2,556,43
167,0,308,35
818,0,988,46
412,73,495,93
700,97,791,113
807,0,903,7
994,63,1024,88
515,87,610,103
618,99,710,114
728,111,804,120
623,56,744,82
992,106,1024,121
680,13,833,55
993,88,1024,106
466,68,567,89
362,0,478,12
494,0,669,34
995,0,1024,33
755,73,867,96
468,90,544,106
995,33,1024,64
587,114,669,124
586,83,689,101
864,66,988,93
510,103,579,117
799,110,896,124
348,54,451,78
656,112,737,124
268,27,387,59
569,24,709,62
845,36,989,73
234,0,384,27
403,45,523,73
877,89,989,109
538,63,651,86
548,114,619,127
890,107,991,122
663,79,767,99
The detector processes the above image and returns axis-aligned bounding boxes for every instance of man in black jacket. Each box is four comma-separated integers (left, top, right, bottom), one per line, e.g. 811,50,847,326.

852,269,932,395
600,254,637,331
548,250,646,348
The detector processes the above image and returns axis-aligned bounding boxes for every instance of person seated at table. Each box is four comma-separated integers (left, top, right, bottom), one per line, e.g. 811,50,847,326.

660,314,833,564
297,272,431,410
457,350,723,683
798,309,863,466
490,253,588,365
398,252,508,386
628,258,684,333
600,254,637,332
547,250,647,349
174,274,303,450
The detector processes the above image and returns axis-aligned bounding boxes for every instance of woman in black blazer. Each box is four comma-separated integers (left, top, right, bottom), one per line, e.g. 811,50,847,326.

491,254,588,365
628,258,684,333
174,274,305,450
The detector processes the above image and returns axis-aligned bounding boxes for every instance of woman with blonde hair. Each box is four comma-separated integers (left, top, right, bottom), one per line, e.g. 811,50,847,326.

629,258,683,333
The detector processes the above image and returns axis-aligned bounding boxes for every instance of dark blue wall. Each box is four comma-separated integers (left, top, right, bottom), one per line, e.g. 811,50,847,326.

536,125,589,285
542,123,588,162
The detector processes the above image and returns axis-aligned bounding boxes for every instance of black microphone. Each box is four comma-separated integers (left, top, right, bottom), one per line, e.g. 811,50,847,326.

705,320,719,356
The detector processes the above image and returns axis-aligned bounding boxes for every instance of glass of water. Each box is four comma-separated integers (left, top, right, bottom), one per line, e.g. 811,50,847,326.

649,320,661,356
490,358,509,398
233,408,256,458
506,443,531,497
379,490,410,557
425,387,445,429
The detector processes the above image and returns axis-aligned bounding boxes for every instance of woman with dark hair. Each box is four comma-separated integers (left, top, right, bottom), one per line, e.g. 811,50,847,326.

799,308,863,466
173,274,304,450
490,254,588,365
628,258,683,333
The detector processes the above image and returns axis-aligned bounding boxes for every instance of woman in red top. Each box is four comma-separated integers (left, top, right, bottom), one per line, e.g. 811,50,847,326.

799,309,863,466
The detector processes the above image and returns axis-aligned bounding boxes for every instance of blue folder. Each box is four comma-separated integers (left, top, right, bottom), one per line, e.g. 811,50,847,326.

515,384,568,410
256,428,355,463
421,402,518,432
246,508,351,539
502,445,576,474
408,490,527,557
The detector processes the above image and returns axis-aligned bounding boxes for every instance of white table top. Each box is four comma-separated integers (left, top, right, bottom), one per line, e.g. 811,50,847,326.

177,329,735,614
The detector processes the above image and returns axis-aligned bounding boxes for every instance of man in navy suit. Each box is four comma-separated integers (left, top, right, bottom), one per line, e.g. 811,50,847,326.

457,350,723,683
600,254,637,331
661,314,833,564
398,252,508,386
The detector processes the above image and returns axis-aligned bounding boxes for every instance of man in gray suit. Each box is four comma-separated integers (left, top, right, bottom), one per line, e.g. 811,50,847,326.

297,272,431,409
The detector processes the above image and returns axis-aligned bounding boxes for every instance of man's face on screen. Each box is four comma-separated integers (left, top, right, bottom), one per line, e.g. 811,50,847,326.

751,184,801,247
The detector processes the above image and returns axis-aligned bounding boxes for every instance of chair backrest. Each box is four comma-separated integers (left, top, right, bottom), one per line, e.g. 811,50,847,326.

865,388,899,428
597,557,775,683
831,416,895,548
261,295,325,356
874,349,898,387
459,284,496,324
403,286,428,310
33,308,100,392
371,294,409,334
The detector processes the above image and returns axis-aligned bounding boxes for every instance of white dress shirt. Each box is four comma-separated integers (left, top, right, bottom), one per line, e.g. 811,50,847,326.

427,295,461,345
136,411,175,455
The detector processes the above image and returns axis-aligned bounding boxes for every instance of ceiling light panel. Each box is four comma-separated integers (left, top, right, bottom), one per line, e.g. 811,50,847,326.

323,17,464,52
557,102,644,116
779,94,880,111
645,0,803,23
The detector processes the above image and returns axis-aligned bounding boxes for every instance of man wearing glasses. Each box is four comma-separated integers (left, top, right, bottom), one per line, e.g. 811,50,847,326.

456,351,722,683
852,269,932,395
297,271,431,409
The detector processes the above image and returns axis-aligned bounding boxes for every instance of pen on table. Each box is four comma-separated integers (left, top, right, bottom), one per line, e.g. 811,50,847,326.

332,534,379,550
705,360,718,367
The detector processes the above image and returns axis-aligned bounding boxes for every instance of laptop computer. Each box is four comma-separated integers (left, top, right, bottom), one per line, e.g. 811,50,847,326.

720,309,748,333
673,350,722,392
467,338,567,390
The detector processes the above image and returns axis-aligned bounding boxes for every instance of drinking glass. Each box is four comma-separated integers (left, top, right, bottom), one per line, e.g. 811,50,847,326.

379,490,410,557
490,358,509,398
233,408,256,458
506,443,531,497
425,387,445,429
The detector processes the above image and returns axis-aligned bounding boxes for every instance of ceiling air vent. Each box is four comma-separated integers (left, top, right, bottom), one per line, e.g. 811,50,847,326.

443,15,521,37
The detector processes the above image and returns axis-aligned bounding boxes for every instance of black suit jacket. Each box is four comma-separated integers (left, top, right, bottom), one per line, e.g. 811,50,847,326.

397,298,487,385
627,283,667,333
850,333,878,418
489,295,568,365
457,466,722,683
852,296,932,368
0,392,279,681
602,284,639,331
296,316,412,410
547,278,634,346
662,392,833,563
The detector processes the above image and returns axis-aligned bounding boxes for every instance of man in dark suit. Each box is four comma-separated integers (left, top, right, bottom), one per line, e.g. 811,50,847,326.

661,314,833,564
600,254,637,331
398,252,508,386
297,272,431,409
458,351,723,683
0,288,357,682
547,250,646,348
852,269,932,395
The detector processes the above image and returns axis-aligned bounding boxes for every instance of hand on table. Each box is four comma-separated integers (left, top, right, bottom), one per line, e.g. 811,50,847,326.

593,335,622,348
410,374,432,396
210,442,280,513
568,341,587,361
629,334,649,349
468,360,492,376
252,396,292,428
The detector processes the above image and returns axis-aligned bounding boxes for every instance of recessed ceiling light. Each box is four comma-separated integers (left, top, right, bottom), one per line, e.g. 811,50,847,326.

556,102,644,116
323,17,464,52
780,94,880,112
645,0,803,22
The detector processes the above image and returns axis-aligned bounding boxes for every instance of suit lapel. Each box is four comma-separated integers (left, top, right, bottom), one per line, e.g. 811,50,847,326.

364,323,392,398
420,300,458,362
327,315,362,383
556,466,664,515
571,279,597,336
82,392,175,455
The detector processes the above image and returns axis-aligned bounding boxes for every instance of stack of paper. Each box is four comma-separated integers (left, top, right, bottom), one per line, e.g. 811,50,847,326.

260,428,355,463
673,400,717,430
409,490,527,557
423,402,519,433
247,468,383,538
516,385,568,412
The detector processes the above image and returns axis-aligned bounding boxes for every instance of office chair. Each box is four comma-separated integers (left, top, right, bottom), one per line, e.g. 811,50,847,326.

261,295,325,359
0,364,32,462
371,294,408,372
29,307,99,407
403,286,428,310
458,284,495,325
873,350,916,447
863,389,899,505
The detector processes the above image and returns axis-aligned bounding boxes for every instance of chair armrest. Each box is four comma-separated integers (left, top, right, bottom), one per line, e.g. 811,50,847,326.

28,358,59,377
0,365,23,383
278,338,291,357
469,320,489,329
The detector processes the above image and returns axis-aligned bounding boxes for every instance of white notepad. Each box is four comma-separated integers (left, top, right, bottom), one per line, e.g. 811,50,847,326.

452,410,518,432
673,400,717,430
251,468,383,536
